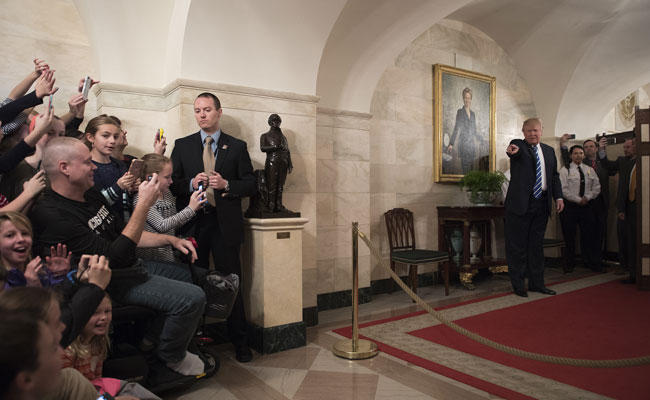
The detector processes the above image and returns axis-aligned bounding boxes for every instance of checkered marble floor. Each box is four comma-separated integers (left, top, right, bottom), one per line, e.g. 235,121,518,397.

167,267,606,400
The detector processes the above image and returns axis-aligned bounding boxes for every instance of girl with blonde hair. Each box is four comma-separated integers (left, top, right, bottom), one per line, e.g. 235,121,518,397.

0,211,70,289
133,153,206,262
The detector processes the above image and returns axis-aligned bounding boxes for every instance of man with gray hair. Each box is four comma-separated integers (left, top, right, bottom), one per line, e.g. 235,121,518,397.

30,137,207,376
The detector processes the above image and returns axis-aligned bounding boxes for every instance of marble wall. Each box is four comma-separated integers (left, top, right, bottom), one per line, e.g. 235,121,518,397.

314,20,539,296
316,108,372,296
365,20,536,283
0,0,97,119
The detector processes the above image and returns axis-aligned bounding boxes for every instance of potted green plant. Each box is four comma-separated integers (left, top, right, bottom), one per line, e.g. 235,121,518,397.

458,170,505,206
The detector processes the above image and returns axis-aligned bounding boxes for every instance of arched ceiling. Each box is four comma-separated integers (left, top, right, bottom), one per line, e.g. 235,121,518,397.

553,0,650,136
73,0,178,88
449,0,650,136
315,0,473,112
70,0,650,137
318,0,650,137
180,0,346,94
73,0,346,93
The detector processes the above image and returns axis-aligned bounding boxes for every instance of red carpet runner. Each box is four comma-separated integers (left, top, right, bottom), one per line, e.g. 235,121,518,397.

334,280,650,399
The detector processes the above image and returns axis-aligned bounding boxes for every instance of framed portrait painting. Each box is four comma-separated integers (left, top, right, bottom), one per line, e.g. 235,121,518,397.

433,64,496,182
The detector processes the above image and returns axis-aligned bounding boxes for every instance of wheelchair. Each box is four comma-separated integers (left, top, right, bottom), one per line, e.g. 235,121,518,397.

103,246,239,395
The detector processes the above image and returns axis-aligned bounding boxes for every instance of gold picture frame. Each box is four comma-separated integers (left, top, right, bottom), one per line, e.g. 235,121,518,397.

433,64,496,182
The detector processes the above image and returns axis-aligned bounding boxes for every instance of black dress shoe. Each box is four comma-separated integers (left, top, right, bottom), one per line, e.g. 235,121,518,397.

514,290,528,298
234,343,253,363
529,287,556,295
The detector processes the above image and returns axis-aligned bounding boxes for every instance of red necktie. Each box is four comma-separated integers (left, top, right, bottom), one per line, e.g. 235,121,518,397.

591,159,596,170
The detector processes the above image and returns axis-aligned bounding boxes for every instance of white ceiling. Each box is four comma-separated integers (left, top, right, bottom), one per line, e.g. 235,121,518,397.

67,0,650,137
450,0,650,136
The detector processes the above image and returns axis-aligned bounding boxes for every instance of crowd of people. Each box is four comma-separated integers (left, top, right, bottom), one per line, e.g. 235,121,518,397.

0,57,641,399
558,133,638,282
0,59,256,400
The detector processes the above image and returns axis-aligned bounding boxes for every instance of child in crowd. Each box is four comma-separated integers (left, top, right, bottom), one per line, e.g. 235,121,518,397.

0,284,111,400
64,294,161,400
107,115,136,169
133,153,206,262
0,312,64,400
109,117,167,169
84,115,137,221
0,211,70,289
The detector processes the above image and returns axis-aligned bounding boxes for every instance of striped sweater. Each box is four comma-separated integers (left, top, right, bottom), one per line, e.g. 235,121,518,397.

133,190,195,262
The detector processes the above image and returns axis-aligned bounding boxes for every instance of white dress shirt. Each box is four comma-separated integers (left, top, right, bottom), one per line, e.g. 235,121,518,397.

559,162,601,204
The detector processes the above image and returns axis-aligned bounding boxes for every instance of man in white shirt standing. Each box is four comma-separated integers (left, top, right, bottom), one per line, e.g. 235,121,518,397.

559,145,602,273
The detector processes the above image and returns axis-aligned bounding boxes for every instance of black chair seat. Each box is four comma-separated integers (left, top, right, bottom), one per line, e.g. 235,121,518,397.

392,249,449,264
384,208,450,297
543,239,565,248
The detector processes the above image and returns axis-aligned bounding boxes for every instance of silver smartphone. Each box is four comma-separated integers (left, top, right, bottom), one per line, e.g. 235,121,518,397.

81,76,91,101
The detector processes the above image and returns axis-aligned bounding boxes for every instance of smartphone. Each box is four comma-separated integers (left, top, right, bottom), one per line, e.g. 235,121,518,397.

568,133,576,139
81,75,91,101
76,255,91,280
197,181,207,208
128,159,144,179
158,128,164,141
596,133,615,145
147,175,153,182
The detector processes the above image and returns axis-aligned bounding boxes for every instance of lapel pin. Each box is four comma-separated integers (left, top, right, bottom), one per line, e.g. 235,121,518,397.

222,144,228,150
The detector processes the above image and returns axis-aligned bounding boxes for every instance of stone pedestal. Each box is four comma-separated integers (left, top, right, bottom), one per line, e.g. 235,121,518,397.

242,217,310,354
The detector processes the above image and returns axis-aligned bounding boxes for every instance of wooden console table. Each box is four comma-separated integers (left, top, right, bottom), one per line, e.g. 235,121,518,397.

437,206,507,290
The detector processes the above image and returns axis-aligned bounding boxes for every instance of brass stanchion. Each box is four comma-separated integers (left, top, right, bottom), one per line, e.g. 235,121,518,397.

332,222,378,359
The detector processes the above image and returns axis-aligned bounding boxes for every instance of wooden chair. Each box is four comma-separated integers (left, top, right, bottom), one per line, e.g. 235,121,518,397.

384,208,450,297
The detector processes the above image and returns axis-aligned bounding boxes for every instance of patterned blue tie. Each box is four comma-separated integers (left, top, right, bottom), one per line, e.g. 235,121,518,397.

532,145,543,199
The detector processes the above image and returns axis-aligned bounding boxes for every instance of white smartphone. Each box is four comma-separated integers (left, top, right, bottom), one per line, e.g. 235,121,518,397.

81,75,91,101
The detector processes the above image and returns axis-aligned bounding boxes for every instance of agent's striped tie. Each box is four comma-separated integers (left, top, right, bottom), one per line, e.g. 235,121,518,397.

533,145,543,199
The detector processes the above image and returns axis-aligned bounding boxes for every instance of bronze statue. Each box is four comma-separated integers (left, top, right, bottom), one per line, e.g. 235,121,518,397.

246,114,300,218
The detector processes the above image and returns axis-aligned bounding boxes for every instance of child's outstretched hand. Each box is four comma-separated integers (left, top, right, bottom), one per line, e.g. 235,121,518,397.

24,256,43,287
45,243,71,275
188,188,207,211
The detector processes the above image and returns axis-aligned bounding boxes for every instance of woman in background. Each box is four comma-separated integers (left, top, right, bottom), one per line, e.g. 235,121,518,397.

446,87,484,174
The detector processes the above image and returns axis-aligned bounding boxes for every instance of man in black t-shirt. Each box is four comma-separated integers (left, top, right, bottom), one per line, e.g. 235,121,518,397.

30,137,207,377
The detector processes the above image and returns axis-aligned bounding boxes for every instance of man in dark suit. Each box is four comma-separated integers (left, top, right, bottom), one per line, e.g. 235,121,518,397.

171,92,256,362
598,137,637,283
504,118,564,297
560,135,614,267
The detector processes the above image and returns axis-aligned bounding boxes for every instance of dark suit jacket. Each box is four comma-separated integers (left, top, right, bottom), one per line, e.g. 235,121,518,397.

505,139,563,216
170,131,256,245
449,108,479,154
599,155,636,213
561,147,613,208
